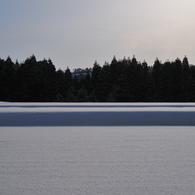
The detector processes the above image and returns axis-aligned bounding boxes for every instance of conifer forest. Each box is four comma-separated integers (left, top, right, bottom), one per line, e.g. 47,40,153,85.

0,55,195,102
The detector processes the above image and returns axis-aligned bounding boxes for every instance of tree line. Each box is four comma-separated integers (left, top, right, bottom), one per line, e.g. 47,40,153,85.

0,55,195,102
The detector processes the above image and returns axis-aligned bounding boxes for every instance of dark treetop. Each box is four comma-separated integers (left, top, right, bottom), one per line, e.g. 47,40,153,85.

0,55,195,102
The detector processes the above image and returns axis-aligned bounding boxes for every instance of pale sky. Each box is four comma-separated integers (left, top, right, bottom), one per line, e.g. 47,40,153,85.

1,0,195,70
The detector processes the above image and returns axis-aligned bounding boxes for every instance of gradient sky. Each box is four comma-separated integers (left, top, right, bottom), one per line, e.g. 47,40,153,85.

1,0,195,70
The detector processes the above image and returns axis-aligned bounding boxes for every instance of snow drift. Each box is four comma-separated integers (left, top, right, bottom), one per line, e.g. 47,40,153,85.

1,102,195,126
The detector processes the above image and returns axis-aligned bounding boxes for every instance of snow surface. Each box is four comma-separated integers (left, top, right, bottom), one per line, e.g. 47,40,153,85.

0,126,195,195
1,103,195,194
1,102,195,126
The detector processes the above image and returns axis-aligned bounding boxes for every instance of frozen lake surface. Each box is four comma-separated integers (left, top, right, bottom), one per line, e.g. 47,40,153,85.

0,126,195,195
0,103,195,194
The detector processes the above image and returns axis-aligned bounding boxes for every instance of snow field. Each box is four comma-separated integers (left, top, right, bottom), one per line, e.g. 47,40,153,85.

0,126,195,195
1,103,195,126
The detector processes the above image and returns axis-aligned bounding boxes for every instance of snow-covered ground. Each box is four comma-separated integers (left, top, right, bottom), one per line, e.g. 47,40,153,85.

0,103,195,194
0,126,195,195
1,102,195,126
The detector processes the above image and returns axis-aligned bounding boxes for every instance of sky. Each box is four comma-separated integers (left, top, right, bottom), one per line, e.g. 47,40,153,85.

0,0,195,70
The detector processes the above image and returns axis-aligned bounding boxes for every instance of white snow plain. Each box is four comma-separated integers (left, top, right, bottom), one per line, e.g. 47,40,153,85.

1,102,195,126
0,103,195,195
0,126,195,195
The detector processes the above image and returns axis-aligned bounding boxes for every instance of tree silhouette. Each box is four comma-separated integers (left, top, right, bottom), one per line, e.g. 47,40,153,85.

0,55,195,102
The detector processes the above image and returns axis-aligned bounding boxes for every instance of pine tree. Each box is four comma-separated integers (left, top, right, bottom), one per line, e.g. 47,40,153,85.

0,57,15,101
182,56,190,101
172,58,184,101
161,61,174,101
186,66,195,101
152,58,162,99
38,59,57,101
64,67,73,100
56,69,66,99
98,62,111,101
91,61,101,101
126,56,144,101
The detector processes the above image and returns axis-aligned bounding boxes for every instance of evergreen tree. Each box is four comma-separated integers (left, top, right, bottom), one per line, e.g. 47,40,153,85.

161,61,174,101
56,69,66,100
0,54,194,102
172,58,184,101
126,56,144,101
98,62,111,101
186,66,195,101
115,60,130,102
64,67,73,100
13,55,37,101
182,56,190,101
13,56,57,102
38,58,57,101
64,67,72,83
141,61,149,101
152,58,162,99
91,61,101,101
109,56,118,94
1,57,16,101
